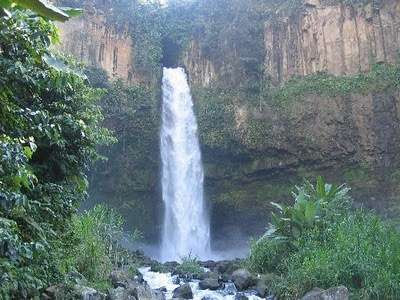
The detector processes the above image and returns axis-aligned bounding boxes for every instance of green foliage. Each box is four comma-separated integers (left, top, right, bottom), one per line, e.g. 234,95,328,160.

267,177,350,241
248,178,400,299
277,212,400,298
248,237,288,273
0,9,111,298
193,88,237,152
59,205,141,291
0,0,82,22
176,254,204,278
84,66,110,89
270,63,400,106
90,80,159,237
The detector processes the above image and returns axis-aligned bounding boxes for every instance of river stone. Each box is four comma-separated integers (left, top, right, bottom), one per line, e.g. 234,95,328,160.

301,286,349,300
231,269,254,291
199,277,221,290
172,283,193,299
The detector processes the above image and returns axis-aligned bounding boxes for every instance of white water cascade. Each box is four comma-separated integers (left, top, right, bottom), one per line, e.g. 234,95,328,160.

160,67,210,262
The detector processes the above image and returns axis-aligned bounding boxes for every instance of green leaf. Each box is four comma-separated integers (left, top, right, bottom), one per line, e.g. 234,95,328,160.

0,0,12,8
14,0,70,22
316,176,325,198
304,201,317,226
270,201,283,212
59,6,83,18
23,146,33,159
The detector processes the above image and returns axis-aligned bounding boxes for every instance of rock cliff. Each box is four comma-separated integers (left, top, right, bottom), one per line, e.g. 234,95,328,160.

57,5,136,83
57,0,400,240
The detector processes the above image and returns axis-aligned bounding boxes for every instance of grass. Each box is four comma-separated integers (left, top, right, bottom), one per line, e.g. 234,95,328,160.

176,254,204,277
58,204,141,292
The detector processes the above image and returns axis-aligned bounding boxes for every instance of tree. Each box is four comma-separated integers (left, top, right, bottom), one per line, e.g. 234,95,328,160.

0,0,82,21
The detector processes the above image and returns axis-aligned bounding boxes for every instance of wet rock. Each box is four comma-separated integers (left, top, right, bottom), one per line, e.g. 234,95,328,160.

222,282,237,295
200,260,217,269
214,259,243,277
221,273,232,282
201,297,219,300
198,277,221,290
108,287,135,300
215,260,233,274
255,278,268,298
234,293,248,300
73,285,106,300
231,269,255,291
126,280,164,300
301,286,349,300
172,283,193,299
157,286,167,293
42,285,64,299
110,270,130,288
172,275,181,285
199,271,219,280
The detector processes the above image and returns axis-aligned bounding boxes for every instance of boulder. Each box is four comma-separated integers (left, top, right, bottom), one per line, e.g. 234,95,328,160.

172,283,193,299
231,269,255,291
223,282,237,295
73,285,106,300
198,271,219,280
301,286,349,300
126,279,164,300
42,285,65,299
200,260,217,269
110,270,130,288
198,277,221,290
255,278,268,298
215,260,234,274
108,287,135,300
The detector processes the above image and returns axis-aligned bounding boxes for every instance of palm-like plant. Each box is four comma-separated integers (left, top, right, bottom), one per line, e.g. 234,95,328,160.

267,176,350,241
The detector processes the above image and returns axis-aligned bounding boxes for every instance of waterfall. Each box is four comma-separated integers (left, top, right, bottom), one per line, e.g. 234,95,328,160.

160,67,210,262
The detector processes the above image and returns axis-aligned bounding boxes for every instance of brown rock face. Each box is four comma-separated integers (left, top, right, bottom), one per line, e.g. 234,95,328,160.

183,0,400,87
264,0,400,85
57,12,136,83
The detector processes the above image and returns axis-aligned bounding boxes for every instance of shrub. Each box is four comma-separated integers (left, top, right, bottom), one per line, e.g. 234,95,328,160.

265,176,350,245
176,254,204,277
276,212,400,298
0,9,111,298
248,178,400,299
59,204,140,291
248,237,288,273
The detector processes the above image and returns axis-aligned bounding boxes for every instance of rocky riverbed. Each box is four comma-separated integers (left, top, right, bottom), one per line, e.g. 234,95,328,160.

41,252,349,300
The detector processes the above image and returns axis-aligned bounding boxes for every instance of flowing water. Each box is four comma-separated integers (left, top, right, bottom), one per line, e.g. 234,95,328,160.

139,267,264,300
160,67,210,262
